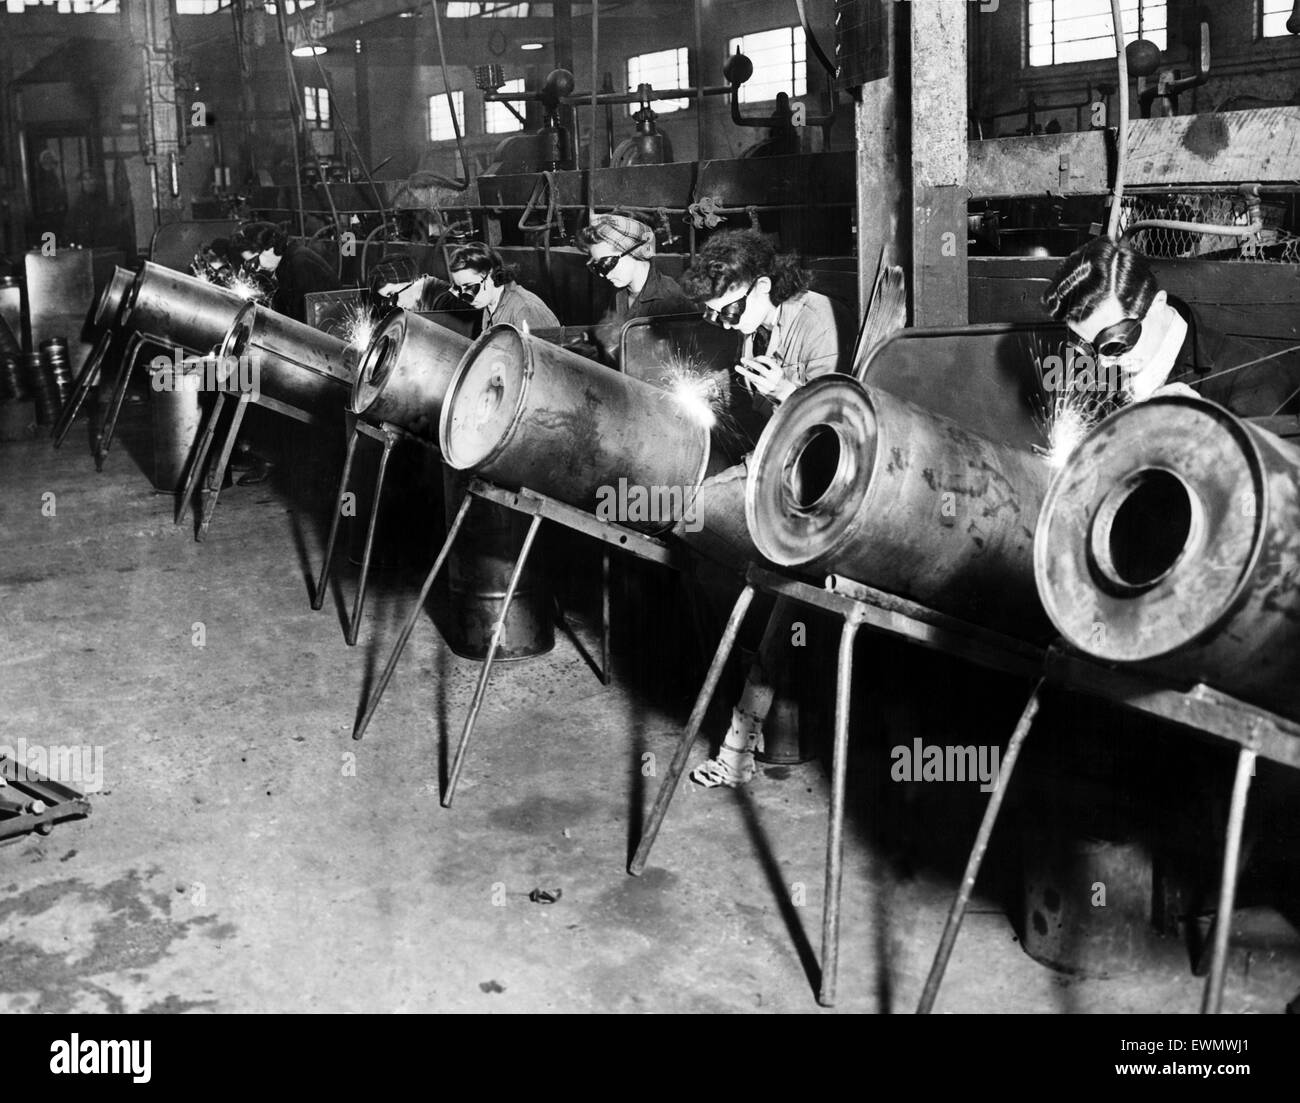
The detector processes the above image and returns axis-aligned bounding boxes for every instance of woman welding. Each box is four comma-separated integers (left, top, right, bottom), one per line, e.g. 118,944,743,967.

1041,236,1197,403
580,212,696,323
447,242,561,331
678,229,854,789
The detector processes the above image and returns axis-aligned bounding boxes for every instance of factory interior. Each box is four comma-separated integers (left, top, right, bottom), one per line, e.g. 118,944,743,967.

1,0,1299,1025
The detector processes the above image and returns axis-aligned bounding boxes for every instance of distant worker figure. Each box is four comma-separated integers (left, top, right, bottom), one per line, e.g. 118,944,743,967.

66,170,118,249
367,255,457,313
447,242,560,331
1041,237,1197,403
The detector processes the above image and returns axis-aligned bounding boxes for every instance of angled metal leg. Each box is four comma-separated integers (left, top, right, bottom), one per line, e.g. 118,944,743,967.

1201,746,1256,1015
442,513,545,808
817,617,861,1008
53,328,112,448
345,427,399,647
629,583,757,876
353,490,475,742
313,421,363,612
917,679,1044,1014
176,391,229,525
196,390,252,542
600,548,611,685
94,332,146,470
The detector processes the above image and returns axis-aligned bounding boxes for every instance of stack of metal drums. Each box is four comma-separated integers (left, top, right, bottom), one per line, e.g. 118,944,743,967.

28,338,73,426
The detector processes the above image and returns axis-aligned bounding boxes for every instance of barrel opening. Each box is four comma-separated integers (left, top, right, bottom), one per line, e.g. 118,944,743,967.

1090,468,1198,594
786,425,842,512
226,316,253,361
364,334,396,389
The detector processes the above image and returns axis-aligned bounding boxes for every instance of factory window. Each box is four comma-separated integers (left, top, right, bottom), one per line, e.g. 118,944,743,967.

446,2,538,15
429,91,466,142
304,86,331,130
1027,0,1167,67
1262,0,1294,37
260,1,315,12
175,0,229,11
727,26,806,105
3,0,119,12
484,79,526,134
627,47,689,115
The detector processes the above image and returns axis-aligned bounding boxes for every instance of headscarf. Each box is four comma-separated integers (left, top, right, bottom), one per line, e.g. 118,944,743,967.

587,213,656,260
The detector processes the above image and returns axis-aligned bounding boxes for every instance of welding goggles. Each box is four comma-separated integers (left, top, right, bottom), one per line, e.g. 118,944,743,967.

451,279,483,302
586,240,642,278
1069,316,1143,361
703,284,754,328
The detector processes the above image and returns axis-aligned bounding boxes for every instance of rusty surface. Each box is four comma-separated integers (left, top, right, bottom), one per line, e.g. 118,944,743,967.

1036,396,1300,723
119,261,247,354
747,375,1054,640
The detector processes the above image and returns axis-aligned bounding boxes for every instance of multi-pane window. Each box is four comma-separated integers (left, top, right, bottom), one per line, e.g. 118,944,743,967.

1028,0,1167,67
627,47,689,115
726,26,806,105
3,0,119,12
1262,0,1293,38
429,91,466,142
175,0,230,12
303,86,331,129
485,79,526,134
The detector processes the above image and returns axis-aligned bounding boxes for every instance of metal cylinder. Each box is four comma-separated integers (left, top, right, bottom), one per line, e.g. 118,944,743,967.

40,337,72,409
0,355,24,401
217,302,356,422
1035,395,1300,721
439,324,712,536
149,356,207,491
746,375,1054,640
352,308,473,441
24,351,52,425
441,468,555,661
118,260,248,353
94,265,138,330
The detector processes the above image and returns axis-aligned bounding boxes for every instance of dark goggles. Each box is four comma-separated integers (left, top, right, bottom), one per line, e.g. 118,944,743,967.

586,241,642,277
1070,316,1143,360
703,284,754,328
451,279,483,301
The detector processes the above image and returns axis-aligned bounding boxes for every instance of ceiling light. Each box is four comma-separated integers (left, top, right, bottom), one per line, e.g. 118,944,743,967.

520,42,545,51
292,42,328,56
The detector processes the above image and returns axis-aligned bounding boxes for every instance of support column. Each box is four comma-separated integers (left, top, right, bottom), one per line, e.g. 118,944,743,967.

128,0,187,228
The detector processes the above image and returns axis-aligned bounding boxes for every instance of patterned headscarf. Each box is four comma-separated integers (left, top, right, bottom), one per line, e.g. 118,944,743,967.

587,214,656,260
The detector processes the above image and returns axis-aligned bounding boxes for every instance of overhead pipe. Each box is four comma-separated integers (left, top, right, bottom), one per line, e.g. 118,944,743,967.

1035,395,1300,723
745,375,1055,641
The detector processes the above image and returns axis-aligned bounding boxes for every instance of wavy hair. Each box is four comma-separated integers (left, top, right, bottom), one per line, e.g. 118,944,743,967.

449,242,518,286
1042,237,1158,323
680,229,808,305
230,220,288,258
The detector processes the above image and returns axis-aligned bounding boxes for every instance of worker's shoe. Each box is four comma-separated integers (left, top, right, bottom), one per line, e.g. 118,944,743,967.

690,708,764,789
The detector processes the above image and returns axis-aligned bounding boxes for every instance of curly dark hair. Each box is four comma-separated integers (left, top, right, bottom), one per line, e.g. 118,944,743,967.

449,242,518,285
679,229,809,305
230,220,288,258
1042,237,1158,324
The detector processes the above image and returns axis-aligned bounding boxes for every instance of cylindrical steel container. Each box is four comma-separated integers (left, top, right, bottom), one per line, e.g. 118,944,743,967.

1035,395,1300,721
439,324,712,536
352,308,473,441
40,337,72,409
149,356,207,491
217,302,356,422
669,456,762,567
118,260,248,353
1,355,28,401
24,351,53,425
94,265,138,329
441,468,555,661
746,375,1054,640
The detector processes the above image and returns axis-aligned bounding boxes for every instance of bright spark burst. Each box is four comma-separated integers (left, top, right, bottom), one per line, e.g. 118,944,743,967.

230,273,270,304
1027,336,1116,470
663,354,724,429
341,302,379,350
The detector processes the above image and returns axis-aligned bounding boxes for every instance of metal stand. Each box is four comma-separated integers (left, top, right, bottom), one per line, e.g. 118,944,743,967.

352,477,684,807
313,418,427,647
52,328,114,448
629,564,1044,1008
93,332,147,470
918,649,1300,1016
176,385,329,541
0,756,92,841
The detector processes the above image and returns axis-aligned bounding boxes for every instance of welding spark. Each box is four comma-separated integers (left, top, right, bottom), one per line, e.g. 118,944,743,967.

663,355,724,429
230,272,270,304
1027,337,1116,470
341,302,379,351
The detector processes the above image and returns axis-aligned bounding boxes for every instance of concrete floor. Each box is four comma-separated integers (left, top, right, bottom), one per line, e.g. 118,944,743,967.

1,399,1297,1014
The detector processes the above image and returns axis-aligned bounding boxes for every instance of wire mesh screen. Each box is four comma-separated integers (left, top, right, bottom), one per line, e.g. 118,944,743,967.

1119,190,1299,262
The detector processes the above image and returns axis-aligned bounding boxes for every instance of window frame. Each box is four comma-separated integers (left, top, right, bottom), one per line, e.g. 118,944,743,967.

726,25,807,106
484,79,527,135
626,46,691,116
303,86,332,131
428,90,467,144
1025,0,1168,69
